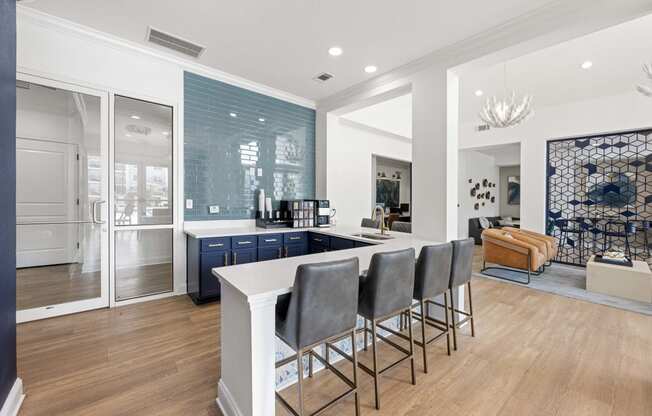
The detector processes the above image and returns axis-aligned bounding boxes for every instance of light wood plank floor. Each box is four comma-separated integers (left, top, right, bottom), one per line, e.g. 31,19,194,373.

17,275,652,415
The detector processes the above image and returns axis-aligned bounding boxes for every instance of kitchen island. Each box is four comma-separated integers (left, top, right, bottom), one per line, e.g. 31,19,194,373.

203,225,439,416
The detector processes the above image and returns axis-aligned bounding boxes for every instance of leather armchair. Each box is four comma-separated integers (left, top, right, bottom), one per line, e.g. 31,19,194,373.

481,228,546,272
502,227,558,261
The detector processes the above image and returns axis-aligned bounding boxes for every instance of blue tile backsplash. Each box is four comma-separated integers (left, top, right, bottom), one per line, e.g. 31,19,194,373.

184,72,316,221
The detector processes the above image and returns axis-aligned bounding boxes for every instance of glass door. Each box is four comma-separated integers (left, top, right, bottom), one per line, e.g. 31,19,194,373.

111,95,174,303
16,75,109,322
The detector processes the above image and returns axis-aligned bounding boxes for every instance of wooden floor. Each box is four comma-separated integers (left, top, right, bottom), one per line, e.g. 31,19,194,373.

17,262,173,310
17,274,652,415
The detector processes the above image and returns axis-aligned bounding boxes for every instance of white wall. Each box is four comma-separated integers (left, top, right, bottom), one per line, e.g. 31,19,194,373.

460,90,652,233
327,117,412,228
458,150,500,238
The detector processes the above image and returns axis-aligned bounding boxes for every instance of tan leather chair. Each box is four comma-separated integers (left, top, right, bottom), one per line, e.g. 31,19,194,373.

502,227,558,262
481,229,546,283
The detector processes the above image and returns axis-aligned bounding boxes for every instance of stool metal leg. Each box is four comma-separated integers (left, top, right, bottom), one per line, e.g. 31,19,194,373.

297,348,305,416
467,281,475,337
449,288,457,351
363,318,368,351
407,308,416,385
443,292,451,355
351,329,360,416
308,350,313,378
419,299,428,373
371,319,380,410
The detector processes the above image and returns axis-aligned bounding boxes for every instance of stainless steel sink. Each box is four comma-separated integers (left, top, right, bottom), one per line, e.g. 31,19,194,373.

351,233,394,240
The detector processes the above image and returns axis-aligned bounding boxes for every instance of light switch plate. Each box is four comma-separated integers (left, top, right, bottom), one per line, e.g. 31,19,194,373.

209,205,220,214
185,199,193,209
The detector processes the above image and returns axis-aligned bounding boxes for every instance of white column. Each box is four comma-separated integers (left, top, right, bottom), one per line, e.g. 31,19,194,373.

217,282,278,416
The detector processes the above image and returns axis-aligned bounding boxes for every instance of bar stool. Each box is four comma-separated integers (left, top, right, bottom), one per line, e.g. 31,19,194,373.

410,243,453,373
275,258,361,416
449,238,476,351
356,248,416,410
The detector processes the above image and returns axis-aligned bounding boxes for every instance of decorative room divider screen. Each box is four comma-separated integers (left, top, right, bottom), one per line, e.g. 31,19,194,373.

546,129,652,266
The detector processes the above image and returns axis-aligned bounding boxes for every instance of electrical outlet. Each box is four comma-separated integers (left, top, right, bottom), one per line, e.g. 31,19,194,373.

209,205,220,214
185,199,193,209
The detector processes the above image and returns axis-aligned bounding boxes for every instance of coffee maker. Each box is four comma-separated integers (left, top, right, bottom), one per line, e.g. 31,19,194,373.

315,200,331,227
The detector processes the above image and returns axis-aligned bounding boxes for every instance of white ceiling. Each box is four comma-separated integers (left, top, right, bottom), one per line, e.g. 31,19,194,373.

341,93,412,138
460,12,652,123
24,0,558,101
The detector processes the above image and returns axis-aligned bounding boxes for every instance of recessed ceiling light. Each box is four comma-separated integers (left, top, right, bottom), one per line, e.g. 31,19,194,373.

229,112,237,118
130,115,140,120
125,134,133,138
258,118,266,122
162,131,169,136
364,65,377,74
328,46,343,57
475,90,484,97
581,61,593,69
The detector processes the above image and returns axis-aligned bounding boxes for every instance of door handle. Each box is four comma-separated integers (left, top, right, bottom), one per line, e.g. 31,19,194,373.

224,251,229,266
233,252,238,265
278,247,282,258
92,200,107,224
284,246,289,257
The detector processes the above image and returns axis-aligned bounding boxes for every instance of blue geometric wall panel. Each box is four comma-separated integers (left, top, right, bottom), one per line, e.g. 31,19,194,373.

184,72,316,220
546,129,652,266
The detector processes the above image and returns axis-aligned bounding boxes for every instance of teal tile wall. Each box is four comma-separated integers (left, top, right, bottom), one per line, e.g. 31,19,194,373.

184,72,315,220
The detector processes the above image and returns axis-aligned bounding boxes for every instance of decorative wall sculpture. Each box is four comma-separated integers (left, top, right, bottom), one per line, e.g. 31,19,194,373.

546,129,652,266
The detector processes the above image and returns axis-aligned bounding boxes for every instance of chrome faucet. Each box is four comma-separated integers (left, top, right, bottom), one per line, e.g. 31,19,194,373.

372,206,389,235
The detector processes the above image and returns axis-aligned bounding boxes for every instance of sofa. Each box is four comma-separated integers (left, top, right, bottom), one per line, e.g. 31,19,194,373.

481,228,547,275
468,216,520,245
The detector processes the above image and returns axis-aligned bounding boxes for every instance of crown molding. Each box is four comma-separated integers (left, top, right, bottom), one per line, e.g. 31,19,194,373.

16,5,315,109
317,0,652,112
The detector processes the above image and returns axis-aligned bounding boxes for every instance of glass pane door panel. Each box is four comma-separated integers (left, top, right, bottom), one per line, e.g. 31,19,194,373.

115,229,173,301
114,95,173,226
16,80,107,312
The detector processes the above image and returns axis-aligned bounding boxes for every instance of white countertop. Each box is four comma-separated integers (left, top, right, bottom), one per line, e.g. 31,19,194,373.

205,225,440,301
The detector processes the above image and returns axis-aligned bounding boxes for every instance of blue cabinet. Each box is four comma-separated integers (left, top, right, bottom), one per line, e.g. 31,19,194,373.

258,245,283,261
330,236,355,251
188,231,372,304
232,248,257,265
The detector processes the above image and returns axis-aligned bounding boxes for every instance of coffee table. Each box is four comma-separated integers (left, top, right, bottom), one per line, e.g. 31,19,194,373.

586,255,652,302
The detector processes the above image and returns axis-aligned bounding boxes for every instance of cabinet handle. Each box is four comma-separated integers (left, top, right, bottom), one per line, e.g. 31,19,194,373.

290,236,301,240
313,238,322,242
209,243,224,248
278,247,282,258
224,251,229,266
265,238,277,243
237,241,252,245
284,246,289,257
233,252,238,265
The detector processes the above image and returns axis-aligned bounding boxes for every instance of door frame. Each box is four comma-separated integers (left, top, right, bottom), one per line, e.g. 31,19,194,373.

16,72,111,323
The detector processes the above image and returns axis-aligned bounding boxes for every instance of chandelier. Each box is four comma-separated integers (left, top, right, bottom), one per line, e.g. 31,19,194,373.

636,63,652,96
479,64,533,128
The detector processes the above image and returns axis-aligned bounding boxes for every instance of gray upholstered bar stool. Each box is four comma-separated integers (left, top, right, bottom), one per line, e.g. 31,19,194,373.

390,221,411,233
361,217,381,228
275,258,361,416
409,243,453,372
448,238,476,351
356,248,416,410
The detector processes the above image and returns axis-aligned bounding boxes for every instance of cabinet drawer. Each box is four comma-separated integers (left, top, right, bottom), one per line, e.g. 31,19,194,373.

232,235,256,249
309,233,330,247
201,237,231,252
330,236,355,251
258,234,283,247
284,232,306,245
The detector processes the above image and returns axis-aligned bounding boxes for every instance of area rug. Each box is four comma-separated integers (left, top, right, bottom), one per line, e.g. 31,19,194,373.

475,263,652,316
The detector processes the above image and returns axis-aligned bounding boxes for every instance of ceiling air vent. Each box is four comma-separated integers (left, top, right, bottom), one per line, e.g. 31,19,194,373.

476,123,491,132
313,72,334,83
146,27,205,58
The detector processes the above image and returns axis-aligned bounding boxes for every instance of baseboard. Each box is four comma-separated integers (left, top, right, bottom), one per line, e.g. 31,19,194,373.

216,379,244,416
0,378,25,416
